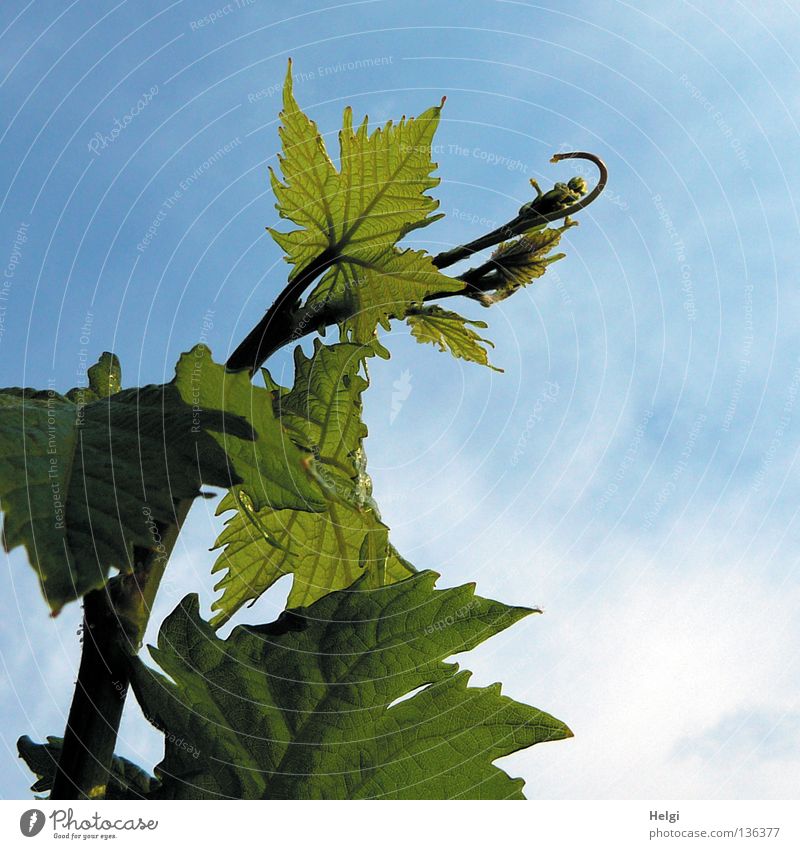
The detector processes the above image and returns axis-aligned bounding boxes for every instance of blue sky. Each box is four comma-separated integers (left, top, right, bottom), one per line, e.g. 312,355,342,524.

2,0,800,799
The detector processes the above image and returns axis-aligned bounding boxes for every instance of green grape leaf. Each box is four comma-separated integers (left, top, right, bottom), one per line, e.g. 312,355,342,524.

489,222,573,292
269,338,369,477
307,244,455,343
210,340,414,625
172,345,322,514
130,572,571,799
0,346,322,613
407,305,501,371
211,491,413,625
269,60,462,341
17,736,156,799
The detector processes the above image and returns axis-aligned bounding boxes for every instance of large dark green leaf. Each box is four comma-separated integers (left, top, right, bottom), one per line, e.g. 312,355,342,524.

131,571,570,799
0,346,322,613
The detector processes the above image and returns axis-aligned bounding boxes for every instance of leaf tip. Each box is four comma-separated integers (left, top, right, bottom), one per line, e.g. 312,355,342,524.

512,604,542,623
208,607,229,630
414,568,441,586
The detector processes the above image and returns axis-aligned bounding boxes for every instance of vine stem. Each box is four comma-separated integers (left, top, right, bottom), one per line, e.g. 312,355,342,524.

50,499,192,800
226,248,337,373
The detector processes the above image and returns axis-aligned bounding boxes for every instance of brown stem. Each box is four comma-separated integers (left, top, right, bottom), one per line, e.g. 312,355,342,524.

49,590,131,800
226,248,337,373
50,499,192,800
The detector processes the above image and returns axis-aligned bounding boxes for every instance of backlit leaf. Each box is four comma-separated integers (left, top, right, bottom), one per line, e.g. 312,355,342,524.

210,340,413,625
407,305,500,370
0,347,322,613
269,61,462,341
131,572,571,799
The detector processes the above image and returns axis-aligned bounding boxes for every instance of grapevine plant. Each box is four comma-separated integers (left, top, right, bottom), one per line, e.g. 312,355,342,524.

3,62,605,800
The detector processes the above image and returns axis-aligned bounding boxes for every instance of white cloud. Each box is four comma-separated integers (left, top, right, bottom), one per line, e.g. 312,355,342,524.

440,510,800,799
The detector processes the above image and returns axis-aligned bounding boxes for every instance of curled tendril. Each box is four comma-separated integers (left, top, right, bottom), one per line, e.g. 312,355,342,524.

544,151,608,221
433,151,607,270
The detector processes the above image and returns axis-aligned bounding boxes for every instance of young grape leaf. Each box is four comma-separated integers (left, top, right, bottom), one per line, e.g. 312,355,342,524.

481,222,574,302
210,340,413,625
269,60,462,341
267,338,369,478
0,346,322,613
406,305,501,371
17,736,156,799
130,571,571,799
